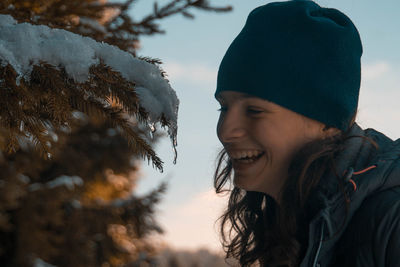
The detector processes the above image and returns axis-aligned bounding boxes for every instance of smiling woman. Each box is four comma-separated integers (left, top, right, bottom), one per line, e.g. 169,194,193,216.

213,1,400,267
216,91,339,200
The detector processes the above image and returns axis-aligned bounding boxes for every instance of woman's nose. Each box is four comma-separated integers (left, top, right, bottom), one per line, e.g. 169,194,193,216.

217,111,246,143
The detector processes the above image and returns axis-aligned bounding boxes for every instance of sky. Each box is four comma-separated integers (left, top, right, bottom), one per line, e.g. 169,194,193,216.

130,0,400,252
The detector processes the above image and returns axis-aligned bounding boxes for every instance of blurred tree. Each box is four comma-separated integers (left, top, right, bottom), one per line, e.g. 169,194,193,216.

0,121,167,266
0,0,231,266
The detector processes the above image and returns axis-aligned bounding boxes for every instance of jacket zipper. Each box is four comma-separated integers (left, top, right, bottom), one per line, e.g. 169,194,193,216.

311,221,324,267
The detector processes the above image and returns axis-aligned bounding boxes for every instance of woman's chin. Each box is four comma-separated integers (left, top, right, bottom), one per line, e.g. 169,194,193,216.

233,173,261,192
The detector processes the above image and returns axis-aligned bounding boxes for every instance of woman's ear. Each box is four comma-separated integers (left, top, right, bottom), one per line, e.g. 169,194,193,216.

322,125,341,138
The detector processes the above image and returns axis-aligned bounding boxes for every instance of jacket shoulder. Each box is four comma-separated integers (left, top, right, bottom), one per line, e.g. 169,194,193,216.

332,187,400,266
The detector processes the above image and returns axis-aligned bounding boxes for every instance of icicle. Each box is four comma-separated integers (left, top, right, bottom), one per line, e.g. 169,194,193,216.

171,135,178,164
148,122,156,139
149,122,156,133
15,76,21,86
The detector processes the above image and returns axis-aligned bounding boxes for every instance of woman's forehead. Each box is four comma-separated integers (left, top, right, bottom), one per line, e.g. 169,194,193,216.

216,91,264,102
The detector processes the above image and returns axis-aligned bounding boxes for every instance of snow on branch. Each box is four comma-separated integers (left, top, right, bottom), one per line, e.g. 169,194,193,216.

28,175,84,191
0,14,178,168
0,14,178,129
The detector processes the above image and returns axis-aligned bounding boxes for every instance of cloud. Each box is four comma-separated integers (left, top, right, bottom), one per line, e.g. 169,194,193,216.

362,61,391,81
358,61,400,139
163,61,217,86
158,189,229,252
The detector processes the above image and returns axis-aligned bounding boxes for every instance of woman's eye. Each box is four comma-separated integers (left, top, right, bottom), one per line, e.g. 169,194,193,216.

247,108,263,114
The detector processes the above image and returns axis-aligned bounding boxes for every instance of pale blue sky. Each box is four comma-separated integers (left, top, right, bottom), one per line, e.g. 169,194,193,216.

130,0,400,251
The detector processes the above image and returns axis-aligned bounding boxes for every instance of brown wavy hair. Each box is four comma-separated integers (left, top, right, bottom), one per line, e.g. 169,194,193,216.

214,117,377,266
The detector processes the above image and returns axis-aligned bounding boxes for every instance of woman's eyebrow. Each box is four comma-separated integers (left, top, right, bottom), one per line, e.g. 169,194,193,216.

242,95,273,105
240,94,267,102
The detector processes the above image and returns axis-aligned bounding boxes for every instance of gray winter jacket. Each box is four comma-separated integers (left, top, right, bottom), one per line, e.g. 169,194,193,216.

299,123,400,267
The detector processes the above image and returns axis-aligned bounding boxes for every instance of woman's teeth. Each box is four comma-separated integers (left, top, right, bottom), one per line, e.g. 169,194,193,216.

238,157,258,163
230,151,264,162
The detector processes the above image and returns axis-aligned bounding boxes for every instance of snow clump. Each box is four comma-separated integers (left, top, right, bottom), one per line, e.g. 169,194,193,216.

0,14,178,139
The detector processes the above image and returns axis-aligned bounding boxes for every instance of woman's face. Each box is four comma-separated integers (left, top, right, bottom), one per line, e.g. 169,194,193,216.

216,91,335,200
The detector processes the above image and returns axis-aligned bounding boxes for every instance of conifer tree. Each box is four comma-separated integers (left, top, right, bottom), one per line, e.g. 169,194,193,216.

0,1,231,266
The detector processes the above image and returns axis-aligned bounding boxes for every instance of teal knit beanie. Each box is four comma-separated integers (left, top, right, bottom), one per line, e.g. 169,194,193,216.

215,0,362,131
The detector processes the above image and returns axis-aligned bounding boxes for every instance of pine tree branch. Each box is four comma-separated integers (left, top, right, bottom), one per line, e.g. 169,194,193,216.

0,0,232,55
132,0,232,36
0,62,164,171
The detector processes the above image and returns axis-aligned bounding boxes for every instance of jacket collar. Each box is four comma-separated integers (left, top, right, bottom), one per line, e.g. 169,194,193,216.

301,123,400,266
317,123,377,202
314,122,400,236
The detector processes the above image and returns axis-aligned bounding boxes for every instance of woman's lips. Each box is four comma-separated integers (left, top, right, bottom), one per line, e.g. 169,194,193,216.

231,152,265,172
